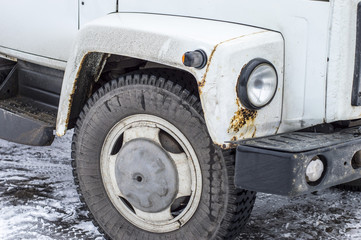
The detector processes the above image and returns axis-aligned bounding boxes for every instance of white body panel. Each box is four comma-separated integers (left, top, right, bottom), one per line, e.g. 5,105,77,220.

55,13,284,147
79,0,116,27
0,47,67,70
0,0,116,70
118,0,331,132
200,32,284,144
326,0,361,122
0,0,78,62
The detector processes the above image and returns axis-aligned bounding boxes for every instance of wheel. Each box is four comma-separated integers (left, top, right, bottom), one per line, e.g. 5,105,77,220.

72,72,256,240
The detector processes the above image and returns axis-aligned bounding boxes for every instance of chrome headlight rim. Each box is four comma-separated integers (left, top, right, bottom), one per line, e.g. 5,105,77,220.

237,58,278,110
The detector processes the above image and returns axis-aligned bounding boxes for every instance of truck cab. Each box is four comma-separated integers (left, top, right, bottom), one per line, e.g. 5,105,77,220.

0,1,360,239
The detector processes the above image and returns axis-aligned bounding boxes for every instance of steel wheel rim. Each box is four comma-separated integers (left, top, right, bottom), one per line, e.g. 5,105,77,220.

100,114,202,233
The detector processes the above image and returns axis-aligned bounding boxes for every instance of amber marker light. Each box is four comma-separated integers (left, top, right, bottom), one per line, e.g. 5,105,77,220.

182,49,207,69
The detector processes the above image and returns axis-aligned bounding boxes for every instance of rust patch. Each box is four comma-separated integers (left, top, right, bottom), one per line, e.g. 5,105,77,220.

216,140,238,150
198,30,267,94
0,53,17,62
64,53,91,128
94,53,110,83
217,141,237,150
228,108,257,133
228,100,257,133
251,126,257,138
275,125,281,134
198,44,218,91
228,142,238,149
64,52,110,129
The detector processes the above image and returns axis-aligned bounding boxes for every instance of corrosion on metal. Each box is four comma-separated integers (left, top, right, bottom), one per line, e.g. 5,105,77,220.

198,36,244,92
251,126,257,138
228,108,257,133
62,52,110,132
62,52,91,131
198,31,267,94
0,53,17,62
228,100,257,133
198,44,217,91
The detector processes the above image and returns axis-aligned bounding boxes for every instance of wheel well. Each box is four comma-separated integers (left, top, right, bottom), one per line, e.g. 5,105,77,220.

68,53,199,128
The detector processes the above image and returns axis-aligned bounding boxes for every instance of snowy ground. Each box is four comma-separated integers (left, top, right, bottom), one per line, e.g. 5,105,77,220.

0,132,361,240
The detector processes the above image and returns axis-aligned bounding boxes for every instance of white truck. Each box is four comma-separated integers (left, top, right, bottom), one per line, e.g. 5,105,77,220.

1,0,361,239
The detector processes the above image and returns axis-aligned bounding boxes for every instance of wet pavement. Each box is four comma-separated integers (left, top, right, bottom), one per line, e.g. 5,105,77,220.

0,132,361,240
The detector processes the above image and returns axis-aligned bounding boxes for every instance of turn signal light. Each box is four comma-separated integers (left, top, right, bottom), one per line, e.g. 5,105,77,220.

182,49,207,69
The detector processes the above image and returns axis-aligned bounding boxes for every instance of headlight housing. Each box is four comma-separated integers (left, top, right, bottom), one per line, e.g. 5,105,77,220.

237,58,278,110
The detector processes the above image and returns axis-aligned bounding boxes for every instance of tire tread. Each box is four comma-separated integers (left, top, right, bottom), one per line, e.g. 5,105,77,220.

72,72,256,240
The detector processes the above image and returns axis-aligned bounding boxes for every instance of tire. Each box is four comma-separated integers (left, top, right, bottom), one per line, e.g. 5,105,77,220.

72,72,256,240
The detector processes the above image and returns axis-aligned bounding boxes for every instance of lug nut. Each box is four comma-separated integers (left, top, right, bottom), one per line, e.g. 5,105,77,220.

306,156,324,183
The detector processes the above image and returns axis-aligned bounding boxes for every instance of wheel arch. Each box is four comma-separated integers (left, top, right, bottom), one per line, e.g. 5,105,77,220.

62,51,199,130
55,13,211,136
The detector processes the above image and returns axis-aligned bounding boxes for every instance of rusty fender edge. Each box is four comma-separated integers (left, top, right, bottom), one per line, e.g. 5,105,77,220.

234,126,361,196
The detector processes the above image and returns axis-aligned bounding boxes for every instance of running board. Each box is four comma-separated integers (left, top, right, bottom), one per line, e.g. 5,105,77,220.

0,106,54,146
0,59,63,146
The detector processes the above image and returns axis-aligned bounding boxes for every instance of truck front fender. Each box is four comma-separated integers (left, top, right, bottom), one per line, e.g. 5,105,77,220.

56,13,284,147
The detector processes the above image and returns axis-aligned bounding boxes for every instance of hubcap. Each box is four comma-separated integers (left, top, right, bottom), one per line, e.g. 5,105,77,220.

115,139,178,213
100,114,202,233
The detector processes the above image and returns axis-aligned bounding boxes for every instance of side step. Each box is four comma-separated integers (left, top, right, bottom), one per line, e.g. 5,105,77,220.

0,97,55,145
0,59,63,146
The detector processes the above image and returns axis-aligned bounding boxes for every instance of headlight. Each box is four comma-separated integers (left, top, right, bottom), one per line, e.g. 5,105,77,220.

237,58,278,110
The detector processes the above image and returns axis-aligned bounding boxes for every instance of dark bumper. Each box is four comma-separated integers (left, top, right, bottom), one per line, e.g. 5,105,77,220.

234,127,361,196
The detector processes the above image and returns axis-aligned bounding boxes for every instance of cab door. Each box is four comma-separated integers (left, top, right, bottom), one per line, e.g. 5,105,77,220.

79,0,116,27
0,0,78,61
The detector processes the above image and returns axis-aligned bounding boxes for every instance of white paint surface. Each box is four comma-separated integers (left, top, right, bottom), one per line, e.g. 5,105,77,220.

79,0,116,27
56,13,284,146
326,0,361,122
118,0,331,132
0,0,78,61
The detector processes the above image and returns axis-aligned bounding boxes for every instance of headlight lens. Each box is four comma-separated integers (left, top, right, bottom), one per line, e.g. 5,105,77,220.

238,59,278,110
247,64,277,107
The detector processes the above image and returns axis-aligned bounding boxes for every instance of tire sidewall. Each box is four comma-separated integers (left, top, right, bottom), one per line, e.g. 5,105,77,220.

74,84,229,240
